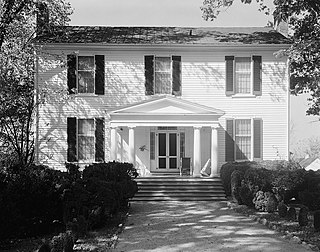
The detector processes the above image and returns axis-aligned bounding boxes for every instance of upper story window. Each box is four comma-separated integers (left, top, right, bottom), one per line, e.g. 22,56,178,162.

78,56,95,93
67,54,105,95
145,55,181,96
225,55,262,96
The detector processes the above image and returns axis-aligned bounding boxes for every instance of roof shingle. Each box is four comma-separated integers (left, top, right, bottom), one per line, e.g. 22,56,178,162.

35,26,291,45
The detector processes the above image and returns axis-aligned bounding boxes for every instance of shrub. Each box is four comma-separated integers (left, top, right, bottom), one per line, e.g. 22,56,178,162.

314,210,320,231
266,192,278,213
253,191,266,211
272,168,307,203
298,206,309,227
299,190,320,211
243,167,273,194
230,170,244,204
287,207,296,221
220,161,254,196
239,183,254,207
278,202,288,217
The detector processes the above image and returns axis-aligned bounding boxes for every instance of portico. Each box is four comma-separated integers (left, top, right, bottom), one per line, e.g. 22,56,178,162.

108,96,224,177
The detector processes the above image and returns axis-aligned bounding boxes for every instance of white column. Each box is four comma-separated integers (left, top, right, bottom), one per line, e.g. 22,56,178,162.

110,127,118,161
193,126,202,177
210,126,219,177
128,126,136,165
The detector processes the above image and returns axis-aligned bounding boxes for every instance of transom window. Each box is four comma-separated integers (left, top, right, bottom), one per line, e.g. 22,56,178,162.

78,119,95,161
155,57,172,94
78,56,95,93
235,57,251,94
235,119,251,160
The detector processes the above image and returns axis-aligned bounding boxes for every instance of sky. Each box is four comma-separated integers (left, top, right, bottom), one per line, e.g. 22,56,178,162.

67,0,320,156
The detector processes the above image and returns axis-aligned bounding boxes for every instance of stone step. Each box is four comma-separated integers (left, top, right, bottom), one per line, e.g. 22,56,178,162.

132,176,226,201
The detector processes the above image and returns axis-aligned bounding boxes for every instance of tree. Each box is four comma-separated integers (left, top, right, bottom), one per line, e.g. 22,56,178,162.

0,0,73,168
201,0,320,116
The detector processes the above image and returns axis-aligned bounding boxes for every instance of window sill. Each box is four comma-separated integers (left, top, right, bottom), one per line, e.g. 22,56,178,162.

231,94,256,98
74,93,99,97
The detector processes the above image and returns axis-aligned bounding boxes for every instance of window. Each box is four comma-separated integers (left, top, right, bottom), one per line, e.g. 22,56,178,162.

235,57,251,94
225,118,262,161
67,54,105,95
235,119,251,160
225,56,262,96
67,117,105,162
78,56,95,93
145,55,181,96
155,57,171,94
78,119,95,161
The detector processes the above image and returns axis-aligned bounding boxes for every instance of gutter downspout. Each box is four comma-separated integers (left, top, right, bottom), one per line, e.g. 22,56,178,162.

34,49,39,164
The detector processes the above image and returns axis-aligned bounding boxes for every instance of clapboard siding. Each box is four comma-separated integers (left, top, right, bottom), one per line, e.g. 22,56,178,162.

37,48,289,170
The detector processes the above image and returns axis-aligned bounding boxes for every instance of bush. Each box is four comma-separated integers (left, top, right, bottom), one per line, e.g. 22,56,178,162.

278,202,288,217
266,192,278,213
230,170,244,204
299,190,320,211
220,161,254,196
314,210,320,231
272,168,307,203
287,207,296,221
239,183,254,207
298,206,309,227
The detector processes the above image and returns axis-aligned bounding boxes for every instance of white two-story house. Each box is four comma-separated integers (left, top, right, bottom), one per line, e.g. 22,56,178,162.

34,26,291,177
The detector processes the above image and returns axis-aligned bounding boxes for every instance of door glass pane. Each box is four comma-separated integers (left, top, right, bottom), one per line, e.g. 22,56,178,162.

169,133,177,156
159,158,166,169
180,132,185,158
158,133,166,156
169,158,177,169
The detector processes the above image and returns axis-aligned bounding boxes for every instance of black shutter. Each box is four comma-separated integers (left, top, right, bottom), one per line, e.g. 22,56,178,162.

95,55,105,95
253,119,263,159
67,55,76,94
253,56,262,95
225,56,234,95
145,55,154,95
172,56,181,96
225,119,235,161
67,117,77,162
95,118,105,162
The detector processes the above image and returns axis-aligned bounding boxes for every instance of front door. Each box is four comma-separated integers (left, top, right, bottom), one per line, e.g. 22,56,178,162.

157,132,179,171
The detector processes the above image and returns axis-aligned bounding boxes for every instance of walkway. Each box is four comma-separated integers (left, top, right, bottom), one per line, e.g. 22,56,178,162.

113,201,311,252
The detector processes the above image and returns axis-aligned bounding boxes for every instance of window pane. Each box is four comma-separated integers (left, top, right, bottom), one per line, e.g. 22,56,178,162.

78,56,94,70
235,119,251,160
235,57,251,94
158,133,166,156
150,132,155,160
78,136,95,161
159,158,166,168
169,133,177,156
155,73,171,94
169,158,177,169
180,132,185,158
78,71,94,93
78,119,94,135
155,57,170,71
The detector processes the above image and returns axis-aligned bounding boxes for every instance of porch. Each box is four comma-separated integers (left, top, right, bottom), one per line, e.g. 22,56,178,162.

107,96,225,177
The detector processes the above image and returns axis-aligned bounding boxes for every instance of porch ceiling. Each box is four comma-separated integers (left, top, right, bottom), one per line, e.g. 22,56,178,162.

107,96,224,127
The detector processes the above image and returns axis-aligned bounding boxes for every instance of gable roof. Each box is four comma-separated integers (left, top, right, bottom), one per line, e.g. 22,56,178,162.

35,26,291,45
108,96,225,115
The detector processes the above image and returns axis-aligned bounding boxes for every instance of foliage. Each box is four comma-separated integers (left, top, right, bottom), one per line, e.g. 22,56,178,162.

278,202,288,217
201,0,320,115
314,210,320,232
239,183,254,207
287,207,296,221
230,170,244,204
272,168,307,203
0,0,73,168
298,206,309,227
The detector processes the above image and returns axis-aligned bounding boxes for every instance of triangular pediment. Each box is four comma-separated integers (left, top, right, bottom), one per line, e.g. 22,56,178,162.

109,96,224,115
